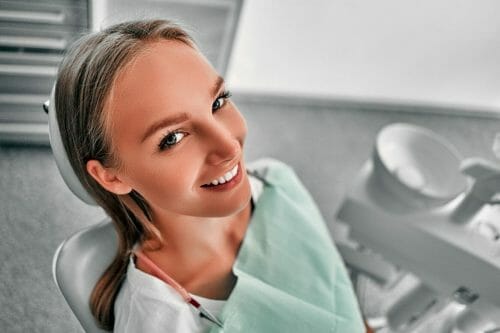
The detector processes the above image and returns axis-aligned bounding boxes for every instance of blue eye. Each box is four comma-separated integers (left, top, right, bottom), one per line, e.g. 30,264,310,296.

158,131,185,151
212,90,232,112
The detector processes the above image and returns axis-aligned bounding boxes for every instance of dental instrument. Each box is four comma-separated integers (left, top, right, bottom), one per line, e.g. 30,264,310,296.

133,249,224,328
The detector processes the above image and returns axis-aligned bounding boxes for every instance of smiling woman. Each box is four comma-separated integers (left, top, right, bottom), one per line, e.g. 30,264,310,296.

86,39,251,220
53,19,365,332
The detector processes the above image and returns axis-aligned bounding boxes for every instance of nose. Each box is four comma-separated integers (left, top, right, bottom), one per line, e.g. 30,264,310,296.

204,123,241,166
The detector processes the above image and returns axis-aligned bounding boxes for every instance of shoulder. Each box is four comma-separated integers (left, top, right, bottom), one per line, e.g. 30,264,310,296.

247,158,320,209
246,157,298,183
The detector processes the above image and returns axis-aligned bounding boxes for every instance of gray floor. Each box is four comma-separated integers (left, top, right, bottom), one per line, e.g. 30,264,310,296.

1,96,499,332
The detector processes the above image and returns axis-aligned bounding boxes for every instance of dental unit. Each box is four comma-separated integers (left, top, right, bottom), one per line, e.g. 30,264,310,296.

335,123,500,332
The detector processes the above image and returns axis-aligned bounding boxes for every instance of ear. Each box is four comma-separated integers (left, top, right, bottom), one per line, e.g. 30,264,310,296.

86,159,132,195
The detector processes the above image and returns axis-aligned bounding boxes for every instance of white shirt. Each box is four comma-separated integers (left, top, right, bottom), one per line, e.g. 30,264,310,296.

114,175,263,332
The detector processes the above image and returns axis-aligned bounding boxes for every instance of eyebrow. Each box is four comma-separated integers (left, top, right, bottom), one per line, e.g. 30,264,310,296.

211,76,225,98
141,112,189,143
141,76,225,143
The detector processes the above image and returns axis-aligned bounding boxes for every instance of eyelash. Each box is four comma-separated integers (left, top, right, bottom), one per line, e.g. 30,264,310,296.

157,90,232,151
158,131,186,151
212,90,232,112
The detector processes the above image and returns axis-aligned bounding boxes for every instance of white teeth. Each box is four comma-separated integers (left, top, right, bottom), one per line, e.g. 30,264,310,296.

205,164,239,186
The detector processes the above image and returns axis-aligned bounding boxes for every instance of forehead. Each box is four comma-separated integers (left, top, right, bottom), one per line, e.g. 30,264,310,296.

104,39,217,134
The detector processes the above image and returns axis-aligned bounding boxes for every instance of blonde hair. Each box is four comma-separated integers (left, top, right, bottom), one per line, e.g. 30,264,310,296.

55,19,195,330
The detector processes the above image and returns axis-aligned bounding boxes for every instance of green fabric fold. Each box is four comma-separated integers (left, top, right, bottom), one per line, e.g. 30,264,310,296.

209,159,364,333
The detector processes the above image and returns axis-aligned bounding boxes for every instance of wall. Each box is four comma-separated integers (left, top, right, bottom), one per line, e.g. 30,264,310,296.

227,0,500,114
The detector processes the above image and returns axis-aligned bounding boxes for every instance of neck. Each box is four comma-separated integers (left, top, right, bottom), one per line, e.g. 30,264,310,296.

144,200,252,261
136,200,252,298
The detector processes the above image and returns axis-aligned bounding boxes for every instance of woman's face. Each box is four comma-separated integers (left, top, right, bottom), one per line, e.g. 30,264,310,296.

99,40,251,219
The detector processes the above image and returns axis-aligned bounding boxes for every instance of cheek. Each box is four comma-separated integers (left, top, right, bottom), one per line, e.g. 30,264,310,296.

228,106,248,144
122,153,199,204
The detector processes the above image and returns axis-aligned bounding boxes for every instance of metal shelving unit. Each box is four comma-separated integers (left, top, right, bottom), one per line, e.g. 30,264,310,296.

0,0,88,145
0,0,243,145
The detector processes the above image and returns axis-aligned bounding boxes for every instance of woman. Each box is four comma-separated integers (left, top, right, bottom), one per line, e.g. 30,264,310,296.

54,19,365,332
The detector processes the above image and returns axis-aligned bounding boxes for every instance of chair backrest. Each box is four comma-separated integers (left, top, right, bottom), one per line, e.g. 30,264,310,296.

52,218,117,333
48,81,116,331
48,76,119,331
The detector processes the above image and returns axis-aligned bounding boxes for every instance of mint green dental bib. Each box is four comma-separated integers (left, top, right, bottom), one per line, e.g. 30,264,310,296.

209,159,364,333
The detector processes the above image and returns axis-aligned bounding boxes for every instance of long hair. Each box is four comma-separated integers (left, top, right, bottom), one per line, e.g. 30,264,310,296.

54,19,195,330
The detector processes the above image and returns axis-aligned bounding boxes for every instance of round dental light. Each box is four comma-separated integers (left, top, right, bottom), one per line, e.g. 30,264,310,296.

373,123,467,209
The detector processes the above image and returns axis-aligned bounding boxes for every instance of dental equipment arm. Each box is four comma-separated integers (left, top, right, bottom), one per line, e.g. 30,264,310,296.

452,158,500,224
335,124,500,331
338,160,500,327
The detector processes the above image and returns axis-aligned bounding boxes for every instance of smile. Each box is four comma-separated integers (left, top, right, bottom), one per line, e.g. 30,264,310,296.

203,164,239,186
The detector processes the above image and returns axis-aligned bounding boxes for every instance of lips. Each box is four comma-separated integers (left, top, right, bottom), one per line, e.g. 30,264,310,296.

202,164,239,187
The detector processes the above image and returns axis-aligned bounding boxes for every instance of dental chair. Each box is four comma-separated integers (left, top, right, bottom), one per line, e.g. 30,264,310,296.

52,220,116,333
47,88,117,333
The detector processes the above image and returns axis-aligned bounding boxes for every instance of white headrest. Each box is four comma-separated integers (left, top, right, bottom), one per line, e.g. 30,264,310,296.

48,84,97,206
